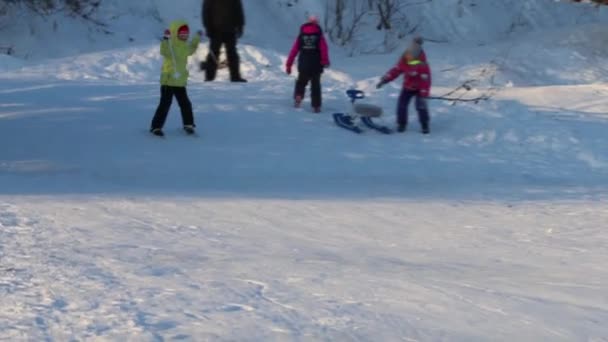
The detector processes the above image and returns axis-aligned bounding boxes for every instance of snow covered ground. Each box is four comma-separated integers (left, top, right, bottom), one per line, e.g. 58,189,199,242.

1,198,607,341
1,1,608,340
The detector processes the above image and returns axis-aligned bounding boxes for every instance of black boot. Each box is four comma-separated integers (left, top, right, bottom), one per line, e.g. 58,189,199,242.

421,123,430,134
184,125,196,135
150,128,164,137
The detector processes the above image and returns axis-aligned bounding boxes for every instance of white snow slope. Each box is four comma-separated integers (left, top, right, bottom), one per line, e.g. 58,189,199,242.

1,1,607,341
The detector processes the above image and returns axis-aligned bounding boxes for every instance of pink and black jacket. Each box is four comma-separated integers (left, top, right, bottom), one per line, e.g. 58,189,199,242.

382,51,432,97
286,23,330,75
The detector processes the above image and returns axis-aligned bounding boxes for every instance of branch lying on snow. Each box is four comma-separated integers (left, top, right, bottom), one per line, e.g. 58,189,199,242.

428,2,540,105
428,94,492,104
438,79,476,97
428,80,497,104
428,36,515,106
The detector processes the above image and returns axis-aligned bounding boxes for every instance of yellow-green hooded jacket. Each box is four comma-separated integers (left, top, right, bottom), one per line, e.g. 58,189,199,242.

160,20,200,87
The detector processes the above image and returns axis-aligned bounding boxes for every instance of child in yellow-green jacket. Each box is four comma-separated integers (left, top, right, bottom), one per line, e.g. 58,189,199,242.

150,20,201,136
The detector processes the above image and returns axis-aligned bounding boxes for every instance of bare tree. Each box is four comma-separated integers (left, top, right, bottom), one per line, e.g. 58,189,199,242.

1,0,102,21
324,0,369,53
324,0,433,54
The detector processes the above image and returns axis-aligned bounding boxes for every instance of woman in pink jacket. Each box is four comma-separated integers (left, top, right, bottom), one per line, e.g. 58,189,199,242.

285,16,330,113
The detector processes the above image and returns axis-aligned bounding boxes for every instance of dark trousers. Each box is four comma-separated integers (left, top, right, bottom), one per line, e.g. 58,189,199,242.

151,86,194,130
294,72,322,108
205,31,241,81
397,89,429,128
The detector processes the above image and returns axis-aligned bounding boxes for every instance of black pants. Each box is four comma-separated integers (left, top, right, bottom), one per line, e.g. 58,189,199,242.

397,89,429,128
205,31,241,81
151,86,194,130
294,72,322,108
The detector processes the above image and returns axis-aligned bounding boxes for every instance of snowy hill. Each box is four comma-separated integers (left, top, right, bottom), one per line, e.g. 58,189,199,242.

1,0,607,60
1,1,608,341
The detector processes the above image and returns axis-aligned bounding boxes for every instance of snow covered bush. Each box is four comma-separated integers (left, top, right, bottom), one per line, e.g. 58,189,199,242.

323,0,420,54
1,0,101,17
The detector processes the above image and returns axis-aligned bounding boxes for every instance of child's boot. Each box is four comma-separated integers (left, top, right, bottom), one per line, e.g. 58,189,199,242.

184,125,196,135
151,128,164,137
421,122,430,134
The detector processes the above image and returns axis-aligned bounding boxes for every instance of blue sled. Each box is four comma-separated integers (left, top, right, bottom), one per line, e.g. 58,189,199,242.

333,89,392,135
333,113,363,134
361,117,392,134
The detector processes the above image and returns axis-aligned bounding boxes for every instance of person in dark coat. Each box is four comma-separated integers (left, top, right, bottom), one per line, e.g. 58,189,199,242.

202,0,247,82
285,16,330,113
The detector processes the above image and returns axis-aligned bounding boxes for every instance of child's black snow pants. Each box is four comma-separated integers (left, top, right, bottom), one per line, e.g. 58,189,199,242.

294,72,322,108
397,89,429,130
151,85,195,130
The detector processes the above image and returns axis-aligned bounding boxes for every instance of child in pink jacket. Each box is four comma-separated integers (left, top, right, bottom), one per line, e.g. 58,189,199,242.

377,37,432,133
285,16,330,113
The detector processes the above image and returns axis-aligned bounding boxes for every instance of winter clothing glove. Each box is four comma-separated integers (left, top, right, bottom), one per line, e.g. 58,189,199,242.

376,78,386,89
286,65,292,75
419,89,429,98
163,29,171,40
